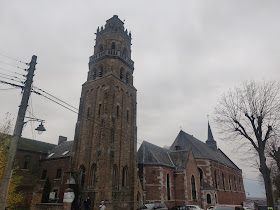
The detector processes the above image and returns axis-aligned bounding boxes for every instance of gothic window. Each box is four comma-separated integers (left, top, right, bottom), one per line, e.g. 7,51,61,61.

215,194,217,203
79,165,86,187
234,175,237,191
99,44,103,53
207,194,211,204
116,105,119,118
229,175,232,190
126,110,129,122
23,155,30,169
214,170,218,188
111,42,116,50
198,167,203,184
99,66,103,77
123,48,127,56
222,172,225,190
41,170,47,180
56,169,62,179
126,72,129,83
191,175,196,200
93,69,97,80
98,104,102,116
167,173,171,200
87,107,90,119
120,68,124,79
122,166,128,187
113,165,118,188
90,164,96,187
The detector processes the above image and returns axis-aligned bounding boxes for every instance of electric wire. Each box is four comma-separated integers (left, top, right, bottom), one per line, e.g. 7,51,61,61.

0,79,24,89
0,67,26,76
0,75,23,85
0,60,27,71
0,53,28,65
0,72,24,83
0,87,17,91
33,86,78,111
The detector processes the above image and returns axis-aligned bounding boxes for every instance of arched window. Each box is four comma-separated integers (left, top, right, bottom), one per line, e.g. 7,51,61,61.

214,170,218,188
93,69,97,80
111,42,116,50
99,66,103,77
123,48,127,56
116,105,119,118
120,68,124,79
56,168,62,179
215,194,217,203
122,166,128,187
167,174,171,200
126,72,129,83
239,177,242,191
207,194,211,204
79,165,86,187
113,165,118,188
99,44,103,52
191,175,196,200
234,175,237,190
23,155,30,169
229,175,232,190
222,172,225,190
198,168,203,184
90,164,96,187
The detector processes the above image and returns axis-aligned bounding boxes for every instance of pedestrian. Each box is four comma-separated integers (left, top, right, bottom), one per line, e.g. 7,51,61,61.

74,195,81,210
84,197,91,210
99,200,106,210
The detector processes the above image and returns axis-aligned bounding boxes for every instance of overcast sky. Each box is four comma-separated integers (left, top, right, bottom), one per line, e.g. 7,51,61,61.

1,0,279,198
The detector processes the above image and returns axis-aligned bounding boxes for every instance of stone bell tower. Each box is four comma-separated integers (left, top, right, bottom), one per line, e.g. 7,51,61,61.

72,15,138,210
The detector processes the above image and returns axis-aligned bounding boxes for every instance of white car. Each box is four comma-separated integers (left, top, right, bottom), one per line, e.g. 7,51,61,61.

185,205,203,210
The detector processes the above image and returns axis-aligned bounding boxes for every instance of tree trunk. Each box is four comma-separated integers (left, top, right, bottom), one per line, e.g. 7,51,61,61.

259,152,274,208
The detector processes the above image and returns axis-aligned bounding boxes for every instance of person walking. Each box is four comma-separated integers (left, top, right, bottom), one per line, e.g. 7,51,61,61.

99,200,106,210
84,197,91,210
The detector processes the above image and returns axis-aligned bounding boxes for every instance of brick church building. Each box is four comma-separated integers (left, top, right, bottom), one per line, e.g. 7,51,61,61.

26,15,245,210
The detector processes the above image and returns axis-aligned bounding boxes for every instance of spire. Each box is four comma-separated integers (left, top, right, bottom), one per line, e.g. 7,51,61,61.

206,121,217,150
207,122,214,141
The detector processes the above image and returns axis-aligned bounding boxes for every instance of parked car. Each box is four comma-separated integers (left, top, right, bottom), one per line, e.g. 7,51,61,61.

170,206,191,210
213,205,244,210
185,205,203,210
139,203,168,209
207,206,215,210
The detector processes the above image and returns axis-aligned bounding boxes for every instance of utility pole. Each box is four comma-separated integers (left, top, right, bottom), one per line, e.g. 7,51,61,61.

0,55,37,209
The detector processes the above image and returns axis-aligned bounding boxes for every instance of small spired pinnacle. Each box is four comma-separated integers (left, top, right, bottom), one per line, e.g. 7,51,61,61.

206,122,217,150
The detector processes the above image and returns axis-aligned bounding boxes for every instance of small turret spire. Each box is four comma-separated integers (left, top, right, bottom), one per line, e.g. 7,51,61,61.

206,121,217,150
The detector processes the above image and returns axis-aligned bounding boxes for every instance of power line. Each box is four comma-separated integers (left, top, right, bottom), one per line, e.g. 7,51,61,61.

0,67,26,77
33,86,78,111
0,80,24,89
32,90,78,114
0,87,17,91
0,72,24,83
0,53,28,65
0,75,23,85
0,60,27,71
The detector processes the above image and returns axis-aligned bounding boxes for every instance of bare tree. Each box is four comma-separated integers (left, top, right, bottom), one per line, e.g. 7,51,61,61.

215,81,280,208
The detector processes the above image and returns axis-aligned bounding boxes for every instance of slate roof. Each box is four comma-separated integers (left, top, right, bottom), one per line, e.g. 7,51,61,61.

137,141,193,169
170,130,240,171
45,141,74,159
138,141,174,168
18,137,55,153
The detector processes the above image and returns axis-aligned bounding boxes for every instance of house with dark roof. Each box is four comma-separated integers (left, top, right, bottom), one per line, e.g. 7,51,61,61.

36,136,74,203
15,136,56,208
137,123,246,209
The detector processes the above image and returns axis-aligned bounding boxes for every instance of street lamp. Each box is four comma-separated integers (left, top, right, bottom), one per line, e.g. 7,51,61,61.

35,122,46,135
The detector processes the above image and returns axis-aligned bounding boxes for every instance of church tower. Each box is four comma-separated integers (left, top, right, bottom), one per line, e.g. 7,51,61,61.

72,15,138,210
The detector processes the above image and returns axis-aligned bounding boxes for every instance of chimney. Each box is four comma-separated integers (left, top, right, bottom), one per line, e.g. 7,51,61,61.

58,136,67,145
